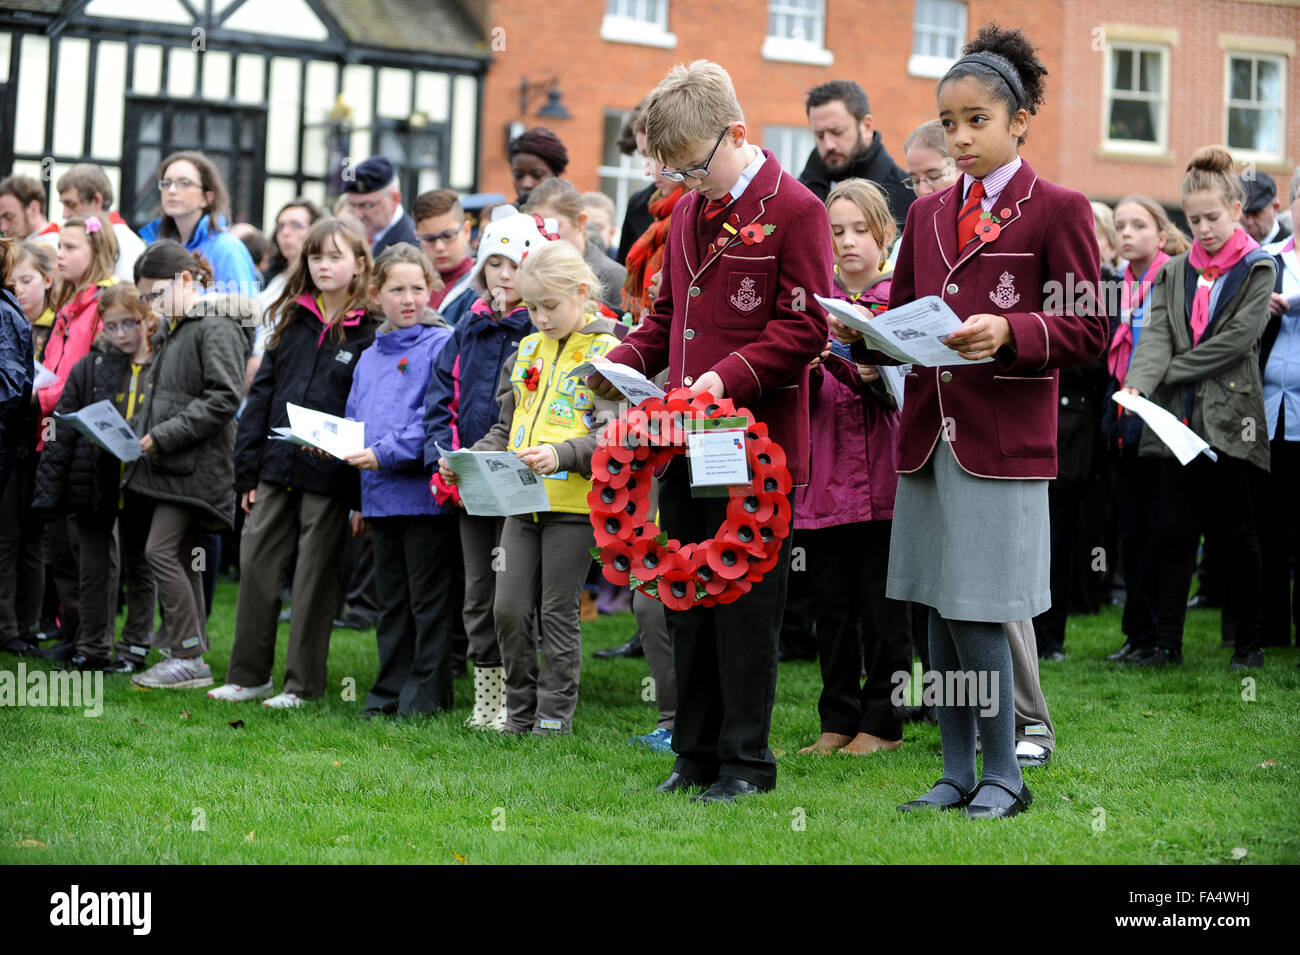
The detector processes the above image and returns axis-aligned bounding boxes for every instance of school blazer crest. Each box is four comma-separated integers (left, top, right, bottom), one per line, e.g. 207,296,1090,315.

874,161,1108,480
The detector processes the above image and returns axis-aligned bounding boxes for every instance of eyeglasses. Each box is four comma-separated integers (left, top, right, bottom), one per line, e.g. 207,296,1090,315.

103,319,141,334
346,197,384,213
659,126,731,183
158,178,200,192
904,162,957,191
417,225,465,246
138,283,171,305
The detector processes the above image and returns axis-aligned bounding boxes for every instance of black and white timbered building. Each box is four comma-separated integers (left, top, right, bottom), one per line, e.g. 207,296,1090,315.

0,0,491,230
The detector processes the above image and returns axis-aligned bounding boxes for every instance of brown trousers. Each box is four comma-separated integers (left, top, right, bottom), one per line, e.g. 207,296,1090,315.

226,482,349,697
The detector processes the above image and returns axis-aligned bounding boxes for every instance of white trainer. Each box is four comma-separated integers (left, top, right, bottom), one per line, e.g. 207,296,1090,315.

207,681,275,702
262,692,304,709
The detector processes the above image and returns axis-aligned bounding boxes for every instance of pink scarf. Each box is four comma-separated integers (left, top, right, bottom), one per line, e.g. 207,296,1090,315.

1187,229,1259,345
1107,250,1171,381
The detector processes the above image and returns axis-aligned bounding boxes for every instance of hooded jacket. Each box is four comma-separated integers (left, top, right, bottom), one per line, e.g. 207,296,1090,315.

125,292,253,528
139,213,260,293
34,338,140,519
346,309,454,518
235,295,380,507
0,289,34,495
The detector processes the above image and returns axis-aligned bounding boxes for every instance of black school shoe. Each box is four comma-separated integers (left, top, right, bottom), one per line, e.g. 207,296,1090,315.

0,636,40,656
962,780,1033,819
1128,646,1183,667
1228,650,1263,670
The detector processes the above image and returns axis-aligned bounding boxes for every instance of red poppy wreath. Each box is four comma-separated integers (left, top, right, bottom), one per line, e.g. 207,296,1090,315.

587,388,792,611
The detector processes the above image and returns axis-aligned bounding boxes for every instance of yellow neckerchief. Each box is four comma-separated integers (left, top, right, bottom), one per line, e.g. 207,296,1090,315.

118,353,151,507
32,306,56,328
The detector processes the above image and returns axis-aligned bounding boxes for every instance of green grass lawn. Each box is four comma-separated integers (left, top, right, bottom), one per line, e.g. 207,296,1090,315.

2,579,1298,864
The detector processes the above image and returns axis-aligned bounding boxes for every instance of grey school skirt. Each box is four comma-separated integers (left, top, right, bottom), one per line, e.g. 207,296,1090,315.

886,439,1050,623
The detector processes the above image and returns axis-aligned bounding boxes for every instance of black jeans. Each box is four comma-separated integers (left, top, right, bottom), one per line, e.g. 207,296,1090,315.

1259,404,1299,647
1113,448,1161,648
659,459,791,790
802,521,910,740
1154,455,1264,655
365,514,457,715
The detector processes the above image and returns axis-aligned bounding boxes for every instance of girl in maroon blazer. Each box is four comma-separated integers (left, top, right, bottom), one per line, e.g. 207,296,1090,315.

840,25,1107,817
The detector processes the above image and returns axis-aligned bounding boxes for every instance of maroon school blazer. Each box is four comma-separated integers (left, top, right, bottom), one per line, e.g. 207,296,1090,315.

605,150,832,484
873,161,1107,479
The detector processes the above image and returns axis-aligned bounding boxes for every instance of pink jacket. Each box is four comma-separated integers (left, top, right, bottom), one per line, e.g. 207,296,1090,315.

38,281,114,450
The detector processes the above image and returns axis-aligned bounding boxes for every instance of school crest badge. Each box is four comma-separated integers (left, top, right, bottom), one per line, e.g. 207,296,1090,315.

989,271,1021,310
729,276,762,313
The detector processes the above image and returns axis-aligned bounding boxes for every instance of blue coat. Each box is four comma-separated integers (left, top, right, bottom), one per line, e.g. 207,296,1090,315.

0,289,34,495
348,313,453,517
140,213,261,294
423,296,531,462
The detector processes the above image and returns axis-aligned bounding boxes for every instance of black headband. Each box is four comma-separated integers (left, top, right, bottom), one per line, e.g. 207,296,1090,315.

948,52,1025,109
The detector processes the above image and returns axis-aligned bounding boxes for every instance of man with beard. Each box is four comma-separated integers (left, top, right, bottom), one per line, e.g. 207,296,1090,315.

798,81,913,230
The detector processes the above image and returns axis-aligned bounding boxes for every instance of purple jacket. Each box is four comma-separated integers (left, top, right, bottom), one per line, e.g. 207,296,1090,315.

796,275,899,528
347,312,453,518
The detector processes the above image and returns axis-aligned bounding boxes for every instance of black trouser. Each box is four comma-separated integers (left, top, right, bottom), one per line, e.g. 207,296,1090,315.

365,514,457,715
1259,404,1299,647
0,452,45,643
44,516,82,646
196,530,220,620
337,533,380,627
777,529,818,661
659,460,791,790
1155,455,1264,655
1114,447,1160,648
804,521,910,740
1033,477,1091,655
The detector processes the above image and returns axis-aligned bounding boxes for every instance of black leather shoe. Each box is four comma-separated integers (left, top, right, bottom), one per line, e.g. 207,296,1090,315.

655,771,709,794
106,657,141,674
962,780,1033,819
594,635,643,659
898,777,971,812
36,640,76,662
61,654,115,672
1133,646,1182,667
0,636,39,656
901,704,938,725
1228,650,1263,670
1107,641,1138,661
690,776,767,803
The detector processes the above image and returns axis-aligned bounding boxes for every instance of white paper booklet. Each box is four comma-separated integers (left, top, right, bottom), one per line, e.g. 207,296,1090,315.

817,294,991,366
1111,391,1217,465
269,402,365,459
54,399,142,462
436,443,552,517
567,355,665,404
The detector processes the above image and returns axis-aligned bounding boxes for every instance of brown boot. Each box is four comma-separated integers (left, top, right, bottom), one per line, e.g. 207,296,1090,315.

798,732,853,754
841,732,903,755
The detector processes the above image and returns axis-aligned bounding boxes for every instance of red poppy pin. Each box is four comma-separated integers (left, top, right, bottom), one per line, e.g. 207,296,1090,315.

975,216,1002,243
1200,265,1221,282
523,360,542,391
397,356,409,374
739,223,776,245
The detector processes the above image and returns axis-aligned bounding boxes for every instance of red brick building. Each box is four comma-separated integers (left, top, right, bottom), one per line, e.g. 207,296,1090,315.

480,1,1296,220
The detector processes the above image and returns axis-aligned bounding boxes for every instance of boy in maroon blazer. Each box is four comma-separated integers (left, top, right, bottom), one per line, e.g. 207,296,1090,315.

590,60,831,802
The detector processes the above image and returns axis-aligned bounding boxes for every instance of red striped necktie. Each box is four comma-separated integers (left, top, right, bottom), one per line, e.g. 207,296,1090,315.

956,179,986,251
702,195,730,221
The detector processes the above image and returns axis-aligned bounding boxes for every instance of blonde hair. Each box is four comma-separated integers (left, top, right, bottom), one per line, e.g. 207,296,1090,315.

371,242,435,293
516,241,601,316
825,179,896,270
1182,145,1244,210
56,216,119,311
1115,194,1190,258
13,240,60,313
643,60,744,166
521,178,584,225
904,119,948,158
1091,201,1118,265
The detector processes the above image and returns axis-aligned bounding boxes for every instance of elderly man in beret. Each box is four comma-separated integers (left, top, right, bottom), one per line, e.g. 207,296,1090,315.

343,156,419,256
1241,172,1292,247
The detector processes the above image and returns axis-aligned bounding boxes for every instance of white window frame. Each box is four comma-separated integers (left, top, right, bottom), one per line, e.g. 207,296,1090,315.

908,0,967,79
601,0,676,49
762,124,815,178
763,0,833,66
1101,41,1170,155
1224,50,1287,164
596,109,650,236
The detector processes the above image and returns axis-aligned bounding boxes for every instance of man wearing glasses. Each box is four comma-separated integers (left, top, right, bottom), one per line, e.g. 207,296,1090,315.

412,189,476,326
798,80,913,231
341,156,418,256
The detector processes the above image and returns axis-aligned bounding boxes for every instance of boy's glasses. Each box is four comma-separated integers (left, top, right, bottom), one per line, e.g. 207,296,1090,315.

660,126,731,183
904,162,957,191
103,319,141,334
158,178,200,192
138,284,171,305
417,225,464,246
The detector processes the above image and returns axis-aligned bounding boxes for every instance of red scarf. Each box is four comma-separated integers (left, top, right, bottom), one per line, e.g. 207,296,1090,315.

622,185,685,320
1107,250,1170,380
1187,228,1258,345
